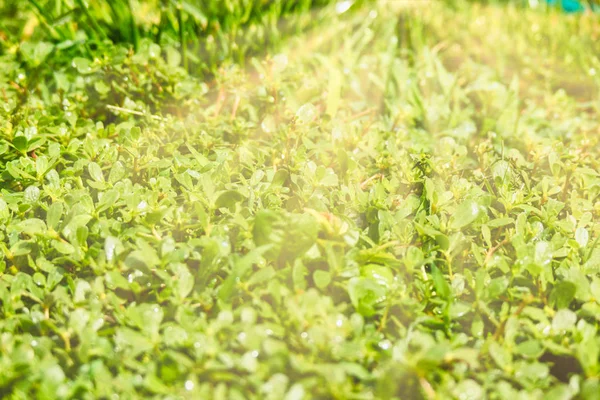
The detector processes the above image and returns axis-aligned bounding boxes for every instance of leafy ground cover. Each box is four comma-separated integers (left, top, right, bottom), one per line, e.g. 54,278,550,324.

1,0,600,398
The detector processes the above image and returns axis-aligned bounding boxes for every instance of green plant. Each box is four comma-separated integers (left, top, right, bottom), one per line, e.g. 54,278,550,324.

0,0,599,398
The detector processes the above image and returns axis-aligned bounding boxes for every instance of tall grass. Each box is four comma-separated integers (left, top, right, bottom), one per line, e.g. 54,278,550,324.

15,0,350,75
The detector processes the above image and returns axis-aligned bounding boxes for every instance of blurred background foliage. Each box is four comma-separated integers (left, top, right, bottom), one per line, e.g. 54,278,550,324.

0,0,363,76
1,0,596,78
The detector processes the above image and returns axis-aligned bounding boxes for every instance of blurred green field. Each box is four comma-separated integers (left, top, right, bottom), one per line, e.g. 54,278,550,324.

0,1,599,398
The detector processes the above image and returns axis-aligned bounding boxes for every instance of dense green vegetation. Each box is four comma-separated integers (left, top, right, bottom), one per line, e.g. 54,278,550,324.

1,0,600,398
4,0,346,75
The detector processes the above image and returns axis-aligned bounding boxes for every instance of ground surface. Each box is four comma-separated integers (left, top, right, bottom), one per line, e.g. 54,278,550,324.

1,1,600,399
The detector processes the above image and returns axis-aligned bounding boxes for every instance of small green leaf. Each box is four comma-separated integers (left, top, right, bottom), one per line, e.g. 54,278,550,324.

24,186,40,203
124,250,157,272
270,169,289,187
88,162,104,182
549,281,577,309
0,198,9,222
552,309,577,331
488,341,512,369
214,190,244,210
363,265,393,288
487,217,513,228
449,301,471,318
431,265,451,300
515,340,544,358
534,241,552,267
449,200,479,230
52,240,75,255
348,277,386,316
36,155,49,177
12,136,28,152
486,277,509,299
20,41,54,66
72,57,94,74
575,227,589,248
174,263,194,300
14,218,46,236
94,81,110,95
108,161,126,184
115,327,154,357
46,202,63,230
313,270,331,289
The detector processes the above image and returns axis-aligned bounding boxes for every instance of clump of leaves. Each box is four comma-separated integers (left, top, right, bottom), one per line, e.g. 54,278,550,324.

1,0,600,399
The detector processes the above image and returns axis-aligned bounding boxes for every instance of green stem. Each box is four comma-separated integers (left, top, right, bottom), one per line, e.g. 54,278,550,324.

127,0,140,51
74,0,107,40
177,4,188,71
156,2,167,44
27,0,63,40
